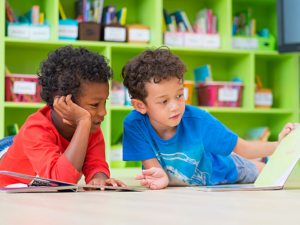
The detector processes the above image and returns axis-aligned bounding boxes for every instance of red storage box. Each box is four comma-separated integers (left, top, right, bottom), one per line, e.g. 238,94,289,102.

5,74,41,102
196,82,243,107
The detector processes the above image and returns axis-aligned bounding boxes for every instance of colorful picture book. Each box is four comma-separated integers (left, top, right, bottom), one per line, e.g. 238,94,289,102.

0,171,145,193
187,126,300,192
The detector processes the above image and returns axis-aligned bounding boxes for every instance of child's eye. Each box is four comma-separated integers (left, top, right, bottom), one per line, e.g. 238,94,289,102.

177,94,184,98
160,100,167,104
91,103,99,107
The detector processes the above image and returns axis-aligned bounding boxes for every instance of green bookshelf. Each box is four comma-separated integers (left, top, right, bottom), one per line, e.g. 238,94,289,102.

1,0,300,178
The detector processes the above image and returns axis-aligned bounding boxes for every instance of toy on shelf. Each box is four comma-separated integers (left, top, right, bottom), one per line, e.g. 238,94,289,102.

232,8,275,50
255,75,273,108
110,81,125,106
163,8,220,48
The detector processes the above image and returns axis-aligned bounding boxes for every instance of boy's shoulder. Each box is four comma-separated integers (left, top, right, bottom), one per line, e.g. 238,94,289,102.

123,109,145,127
182,105,207,120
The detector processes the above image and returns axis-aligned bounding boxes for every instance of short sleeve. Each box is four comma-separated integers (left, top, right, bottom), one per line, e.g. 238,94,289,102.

200,111,238,156
123,121,156,161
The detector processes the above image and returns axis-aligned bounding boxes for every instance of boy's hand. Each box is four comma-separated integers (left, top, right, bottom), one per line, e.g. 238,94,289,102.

135,167,169,190
53,95,91,127
278,123,300,143
86,177,127,191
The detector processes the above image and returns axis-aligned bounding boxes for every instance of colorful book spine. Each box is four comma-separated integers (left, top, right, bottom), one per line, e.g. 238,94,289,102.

83,0,86,22
58,1,67,20
120,7,127,25
181,11,193,33
32,5,40,24
97,0,104,23
207,9,212,34
85,1,91,21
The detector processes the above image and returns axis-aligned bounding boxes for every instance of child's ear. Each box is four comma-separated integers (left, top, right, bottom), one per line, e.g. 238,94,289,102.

131,99,147,114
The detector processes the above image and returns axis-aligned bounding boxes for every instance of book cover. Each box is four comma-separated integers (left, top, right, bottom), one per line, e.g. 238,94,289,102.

193,64,213,85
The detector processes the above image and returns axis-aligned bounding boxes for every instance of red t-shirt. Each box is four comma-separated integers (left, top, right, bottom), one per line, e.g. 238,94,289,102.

0,106,110,187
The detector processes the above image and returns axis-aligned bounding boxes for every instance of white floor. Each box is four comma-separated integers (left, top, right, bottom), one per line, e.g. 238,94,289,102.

1,177,300,225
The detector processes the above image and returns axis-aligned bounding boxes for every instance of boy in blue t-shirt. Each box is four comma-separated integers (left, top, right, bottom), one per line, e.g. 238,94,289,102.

121,48,296,190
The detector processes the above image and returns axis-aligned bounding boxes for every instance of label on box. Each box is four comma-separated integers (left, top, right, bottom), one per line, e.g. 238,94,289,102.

104,27,126,42
30,26,50,40
184,87,189,101
110,90,125,106
59,25,78,38
8,25,29,39
218,88,238,102
184,34,202,47
129,29,150,42
202,35,221,48
111,148,123,161
255,93,273,106
164,33,183,46
13,81,36,95
232,37,258,49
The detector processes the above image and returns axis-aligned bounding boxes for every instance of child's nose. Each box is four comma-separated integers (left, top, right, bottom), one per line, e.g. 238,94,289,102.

98,107,107,117
170,100,180,111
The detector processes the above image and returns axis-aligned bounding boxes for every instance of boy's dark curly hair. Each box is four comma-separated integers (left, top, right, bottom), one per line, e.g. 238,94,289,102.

121,47,187,104
37,46,113,107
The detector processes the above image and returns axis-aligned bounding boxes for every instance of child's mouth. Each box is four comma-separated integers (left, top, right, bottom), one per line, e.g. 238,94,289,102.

170,114,180,120
93,121,101,128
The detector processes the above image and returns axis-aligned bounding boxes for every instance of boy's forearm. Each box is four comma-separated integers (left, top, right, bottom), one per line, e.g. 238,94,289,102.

64,119,91,172
233,138,278,159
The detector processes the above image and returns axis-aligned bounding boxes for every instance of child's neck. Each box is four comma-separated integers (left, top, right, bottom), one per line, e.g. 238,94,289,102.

149,118,177,140
51,109,75,142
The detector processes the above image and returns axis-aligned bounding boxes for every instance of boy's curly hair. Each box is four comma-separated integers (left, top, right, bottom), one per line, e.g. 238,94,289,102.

121,47,187,104
37,46,113,107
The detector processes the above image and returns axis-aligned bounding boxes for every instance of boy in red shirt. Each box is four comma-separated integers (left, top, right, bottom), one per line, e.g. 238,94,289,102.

0,46,126,188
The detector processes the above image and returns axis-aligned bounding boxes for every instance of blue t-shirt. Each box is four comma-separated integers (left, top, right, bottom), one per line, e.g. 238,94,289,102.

122,105,238,186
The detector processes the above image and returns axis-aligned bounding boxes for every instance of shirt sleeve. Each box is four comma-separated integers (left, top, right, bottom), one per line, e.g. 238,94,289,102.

82,129,110,184
200,111,238,156
123,121,156,161
23,125,82,184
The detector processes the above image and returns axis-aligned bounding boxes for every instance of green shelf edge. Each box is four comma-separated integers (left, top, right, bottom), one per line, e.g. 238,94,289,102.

4,102,47,108
5,37,287,56
111,105,295,114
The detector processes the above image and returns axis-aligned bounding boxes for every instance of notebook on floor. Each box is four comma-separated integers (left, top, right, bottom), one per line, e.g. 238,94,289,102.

187,126,300,192
0,171,145,193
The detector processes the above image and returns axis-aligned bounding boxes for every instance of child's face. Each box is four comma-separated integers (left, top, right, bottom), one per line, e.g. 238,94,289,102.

144,77,186,129
77,81,109,133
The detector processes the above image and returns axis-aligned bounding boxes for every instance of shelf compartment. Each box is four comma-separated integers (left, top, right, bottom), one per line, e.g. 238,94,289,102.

5,0,58,41
4,107,41,136
5,41,108,75
170,50,253,108
163,0,231,49
60,0,161,46
211,112,294,141
255,54,298,110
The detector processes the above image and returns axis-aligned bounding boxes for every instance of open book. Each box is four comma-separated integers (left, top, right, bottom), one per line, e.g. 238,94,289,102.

187,126,300,192
0,171,145,193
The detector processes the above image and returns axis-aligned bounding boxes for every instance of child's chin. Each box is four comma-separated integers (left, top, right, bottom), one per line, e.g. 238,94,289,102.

90,128,98,133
